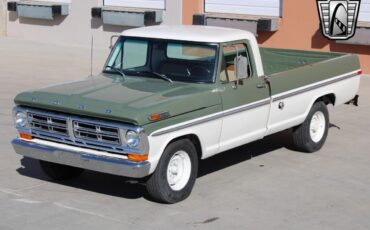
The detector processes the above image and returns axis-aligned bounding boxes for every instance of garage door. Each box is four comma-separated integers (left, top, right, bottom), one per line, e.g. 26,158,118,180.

205,0,281,17
35,0,70,2
359,0,370,22
104,0,165,10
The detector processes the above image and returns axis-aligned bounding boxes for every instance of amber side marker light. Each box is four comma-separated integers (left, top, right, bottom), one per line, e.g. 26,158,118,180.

19,133,33,141
358,69,363,75
148,112,170,121
149,114,162,121
128,154,148,162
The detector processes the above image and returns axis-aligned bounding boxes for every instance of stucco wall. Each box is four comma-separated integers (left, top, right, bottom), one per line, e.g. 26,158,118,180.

0,0,6,36
6,0,370,73
7,0,182,48
183,0,370,73
257,0,370,73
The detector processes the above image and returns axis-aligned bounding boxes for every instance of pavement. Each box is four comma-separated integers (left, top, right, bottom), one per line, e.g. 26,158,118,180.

1,37,370,230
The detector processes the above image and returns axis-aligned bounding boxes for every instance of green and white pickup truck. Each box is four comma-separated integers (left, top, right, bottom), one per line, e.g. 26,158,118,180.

12,25,361,203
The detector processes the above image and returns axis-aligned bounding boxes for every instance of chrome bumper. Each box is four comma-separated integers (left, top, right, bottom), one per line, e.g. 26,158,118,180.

11,138,151,178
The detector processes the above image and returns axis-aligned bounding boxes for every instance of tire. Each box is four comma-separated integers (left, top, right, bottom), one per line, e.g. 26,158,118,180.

292,101,329,153
146,139,198,204
39,160,84,181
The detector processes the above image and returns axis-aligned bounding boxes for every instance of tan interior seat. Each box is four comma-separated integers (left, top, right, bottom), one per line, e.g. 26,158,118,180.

220,64,237,83
227,64,237,82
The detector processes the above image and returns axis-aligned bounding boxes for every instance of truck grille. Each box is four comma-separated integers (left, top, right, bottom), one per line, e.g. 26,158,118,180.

28,113,68,136
73,121,121,145
20,109,142,155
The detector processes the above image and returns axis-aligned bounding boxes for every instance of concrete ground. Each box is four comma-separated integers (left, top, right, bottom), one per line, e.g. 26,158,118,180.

1,37,370,230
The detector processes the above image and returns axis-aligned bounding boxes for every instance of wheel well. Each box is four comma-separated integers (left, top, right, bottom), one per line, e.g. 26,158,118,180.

168,134,202,159
315,93,336,105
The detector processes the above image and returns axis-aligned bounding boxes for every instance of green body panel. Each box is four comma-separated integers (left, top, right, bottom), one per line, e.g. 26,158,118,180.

14,74,221,127
143,104,222,134
219,77,269,110
260,48,344,76
262,52,360,96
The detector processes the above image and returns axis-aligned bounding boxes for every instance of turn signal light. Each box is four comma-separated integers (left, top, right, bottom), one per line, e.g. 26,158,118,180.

148,112,170,121
149,114,162,121
128,154,148,162
19,133,33,141
358,69,363,75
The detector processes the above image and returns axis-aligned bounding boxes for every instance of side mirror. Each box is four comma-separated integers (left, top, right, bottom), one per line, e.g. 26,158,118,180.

234,55,249,81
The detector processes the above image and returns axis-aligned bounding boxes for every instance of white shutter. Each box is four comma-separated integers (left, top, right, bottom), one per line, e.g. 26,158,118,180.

359,0,370,22
104,0,165,10
32,0,70,2
205,0,281,17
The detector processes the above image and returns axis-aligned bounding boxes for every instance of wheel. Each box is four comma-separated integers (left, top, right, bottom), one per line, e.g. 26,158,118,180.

292,101,329,153
146,139,198,204
39,160,84,181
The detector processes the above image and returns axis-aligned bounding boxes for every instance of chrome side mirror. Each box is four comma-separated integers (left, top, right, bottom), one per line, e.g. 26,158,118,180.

234,55,249,81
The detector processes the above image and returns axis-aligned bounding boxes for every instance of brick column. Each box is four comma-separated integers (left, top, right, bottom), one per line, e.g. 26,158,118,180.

183,0,203,25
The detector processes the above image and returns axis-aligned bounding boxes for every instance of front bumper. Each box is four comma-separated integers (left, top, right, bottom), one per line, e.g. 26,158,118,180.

12,138,151,178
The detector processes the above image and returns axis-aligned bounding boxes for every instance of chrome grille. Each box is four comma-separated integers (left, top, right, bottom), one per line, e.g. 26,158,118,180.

28,113,68,136
17,108,144,155
73,121,121,145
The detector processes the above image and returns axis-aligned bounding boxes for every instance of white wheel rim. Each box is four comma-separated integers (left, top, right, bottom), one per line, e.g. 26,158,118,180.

167,151,192,191
310,111,326,143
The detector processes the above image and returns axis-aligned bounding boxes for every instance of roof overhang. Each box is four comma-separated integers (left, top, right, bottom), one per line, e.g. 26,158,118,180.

91,6,163,27
8,1,69,20
193,13,280,36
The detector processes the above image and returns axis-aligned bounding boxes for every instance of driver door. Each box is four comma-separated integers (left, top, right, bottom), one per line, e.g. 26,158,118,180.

219,42,271,152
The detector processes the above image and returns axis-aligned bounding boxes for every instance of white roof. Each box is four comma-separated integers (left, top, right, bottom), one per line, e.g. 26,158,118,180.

121,25,256,43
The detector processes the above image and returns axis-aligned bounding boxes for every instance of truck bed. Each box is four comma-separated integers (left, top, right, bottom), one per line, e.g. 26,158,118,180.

260,47,360,97
260,48,345,76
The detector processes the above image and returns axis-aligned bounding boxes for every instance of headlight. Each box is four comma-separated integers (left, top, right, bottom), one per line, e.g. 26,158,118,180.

15,111,28,127
126,130,140,147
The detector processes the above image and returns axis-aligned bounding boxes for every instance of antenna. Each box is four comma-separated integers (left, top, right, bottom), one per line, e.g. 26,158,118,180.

90,35,94,76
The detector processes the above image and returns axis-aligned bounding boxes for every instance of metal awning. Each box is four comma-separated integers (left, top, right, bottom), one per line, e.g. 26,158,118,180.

337,22,370,46
8,1,69,20
91,6,163,27
193,13,279,36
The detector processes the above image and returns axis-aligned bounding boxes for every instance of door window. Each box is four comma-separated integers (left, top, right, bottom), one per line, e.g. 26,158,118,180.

220,43,252,83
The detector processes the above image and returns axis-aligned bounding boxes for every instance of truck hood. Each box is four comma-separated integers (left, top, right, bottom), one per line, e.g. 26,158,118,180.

14,74,221,125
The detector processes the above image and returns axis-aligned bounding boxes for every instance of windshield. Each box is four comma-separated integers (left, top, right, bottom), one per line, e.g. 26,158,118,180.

104,37,218,83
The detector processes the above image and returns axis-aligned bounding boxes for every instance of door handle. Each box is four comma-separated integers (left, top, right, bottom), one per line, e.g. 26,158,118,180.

256,83,265,89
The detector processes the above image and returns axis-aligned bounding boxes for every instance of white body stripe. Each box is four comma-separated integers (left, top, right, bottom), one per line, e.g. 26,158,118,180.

147,71,361,173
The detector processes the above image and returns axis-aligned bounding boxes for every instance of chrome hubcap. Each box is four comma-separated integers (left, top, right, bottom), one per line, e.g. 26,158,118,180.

310,111,326,143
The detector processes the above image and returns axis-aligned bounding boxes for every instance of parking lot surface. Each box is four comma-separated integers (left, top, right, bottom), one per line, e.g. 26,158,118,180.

1,38,370,230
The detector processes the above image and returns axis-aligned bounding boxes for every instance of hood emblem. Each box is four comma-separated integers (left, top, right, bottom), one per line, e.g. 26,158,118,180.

31,97,37,102
78,104,86,110
52,100,60,105
105,109,112,114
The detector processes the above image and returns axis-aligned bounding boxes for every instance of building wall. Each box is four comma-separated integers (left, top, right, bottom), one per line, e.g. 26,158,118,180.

5,0,370,73
0,0,6,36
183,0,370,73
257,0,370,73
7,0,182,48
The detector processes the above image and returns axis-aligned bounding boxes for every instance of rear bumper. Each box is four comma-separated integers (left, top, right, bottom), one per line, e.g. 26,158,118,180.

11,138,151,178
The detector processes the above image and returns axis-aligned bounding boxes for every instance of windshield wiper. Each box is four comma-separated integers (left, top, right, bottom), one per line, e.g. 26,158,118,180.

136,71,173,84
105,65,126,78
